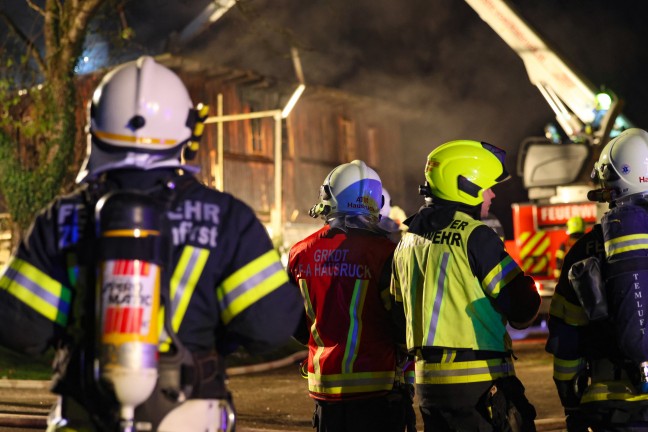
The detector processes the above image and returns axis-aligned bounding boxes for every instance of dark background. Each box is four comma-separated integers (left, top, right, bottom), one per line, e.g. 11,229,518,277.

124,0,648,237
4,0,648,237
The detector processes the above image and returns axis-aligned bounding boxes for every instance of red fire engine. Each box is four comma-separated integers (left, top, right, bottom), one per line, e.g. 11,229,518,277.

505,201,598,315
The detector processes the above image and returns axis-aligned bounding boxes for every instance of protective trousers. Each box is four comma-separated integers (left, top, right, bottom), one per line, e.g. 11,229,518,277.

417,376,536,432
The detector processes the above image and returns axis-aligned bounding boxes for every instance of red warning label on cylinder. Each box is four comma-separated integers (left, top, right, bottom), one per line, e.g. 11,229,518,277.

101,259,160,344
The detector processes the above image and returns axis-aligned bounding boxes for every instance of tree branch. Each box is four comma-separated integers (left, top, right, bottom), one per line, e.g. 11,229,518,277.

58,0,104,72
65,0,104,47
0,11,46,74
43,0,58,68
25,0,46,17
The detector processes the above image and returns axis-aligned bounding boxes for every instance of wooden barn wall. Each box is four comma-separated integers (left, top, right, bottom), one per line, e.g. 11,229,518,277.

177,70,407,232
285,96,406,225
223,159,274,222
352,110,406,209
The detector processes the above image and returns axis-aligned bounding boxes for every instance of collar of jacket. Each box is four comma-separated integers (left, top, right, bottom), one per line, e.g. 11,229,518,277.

404,198,480,236
99,167,187,191
327,214,385,234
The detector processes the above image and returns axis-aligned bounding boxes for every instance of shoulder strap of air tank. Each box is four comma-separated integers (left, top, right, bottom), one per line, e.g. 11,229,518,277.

51,179,121,429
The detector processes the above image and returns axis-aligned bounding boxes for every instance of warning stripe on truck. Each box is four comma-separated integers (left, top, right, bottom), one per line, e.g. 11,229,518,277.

518,231,550,275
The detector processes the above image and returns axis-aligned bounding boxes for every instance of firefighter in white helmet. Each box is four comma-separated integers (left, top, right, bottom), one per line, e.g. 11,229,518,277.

0,56,302,431
288,160,409,431
390,140,540,431
547,128,648,431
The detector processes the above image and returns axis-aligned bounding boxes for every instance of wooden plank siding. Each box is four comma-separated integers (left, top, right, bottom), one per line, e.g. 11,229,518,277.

169,67,408,245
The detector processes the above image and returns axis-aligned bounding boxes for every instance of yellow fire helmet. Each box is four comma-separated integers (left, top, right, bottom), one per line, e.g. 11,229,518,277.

566,216,585,235
424,140,510,206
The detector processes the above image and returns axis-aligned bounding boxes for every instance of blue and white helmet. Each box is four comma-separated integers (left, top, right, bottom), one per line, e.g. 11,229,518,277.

309,160,383,220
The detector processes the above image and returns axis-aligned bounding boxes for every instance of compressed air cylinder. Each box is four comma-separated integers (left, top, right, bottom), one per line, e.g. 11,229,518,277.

95,191,164,428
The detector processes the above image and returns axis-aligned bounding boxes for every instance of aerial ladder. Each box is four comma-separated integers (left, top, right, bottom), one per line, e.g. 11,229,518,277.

465,0,631,146
465,0,632,201
464,0,634,294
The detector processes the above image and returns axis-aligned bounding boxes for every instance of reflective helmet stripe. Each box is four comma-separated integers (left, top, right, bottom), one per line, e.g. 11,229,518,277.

93,130,180,147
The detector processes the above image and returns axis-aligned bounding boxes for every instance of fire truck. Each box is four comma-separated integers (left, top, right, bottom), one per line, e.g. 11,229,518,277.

504,200,598,315
464,0,633,315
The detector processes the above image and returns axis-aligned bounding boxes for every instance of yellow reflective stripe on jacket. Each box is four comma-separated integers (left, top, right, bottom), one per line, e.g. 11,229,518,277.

308,370,396,395
299,279,325,376
441,349,458,363
423,252,451,346
553,357,585,381
415,358,515,384
170,247,209,331
605,233,648,258
342,279,369,373
218,249,288,324
581,381,648,403
482,255,522,297
549,293,589,326
158,246,210,351
0,257,71,326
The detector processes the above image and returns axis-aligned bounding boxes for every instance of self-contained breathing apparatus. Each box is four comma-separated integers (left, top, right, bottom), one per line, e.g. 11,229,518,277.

49,178,234,432
49,55,235,431
96,190,164,431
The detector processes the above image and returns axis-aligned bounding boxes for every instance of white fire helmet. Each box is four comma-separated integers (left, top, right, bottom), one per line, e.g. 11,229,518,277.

591,128,648,203
309,160,383,220
76,56,199,183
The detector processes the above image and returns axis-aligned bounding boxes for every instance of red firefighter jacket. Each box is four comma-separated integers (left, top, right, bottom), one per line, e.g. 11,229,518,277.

288,224,399,400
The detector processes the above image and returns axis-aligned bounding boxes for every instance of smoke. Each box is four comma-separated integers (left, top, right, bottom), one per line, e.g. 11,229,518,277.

4,0,645,235
170,0,648,235
178,0,544,208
